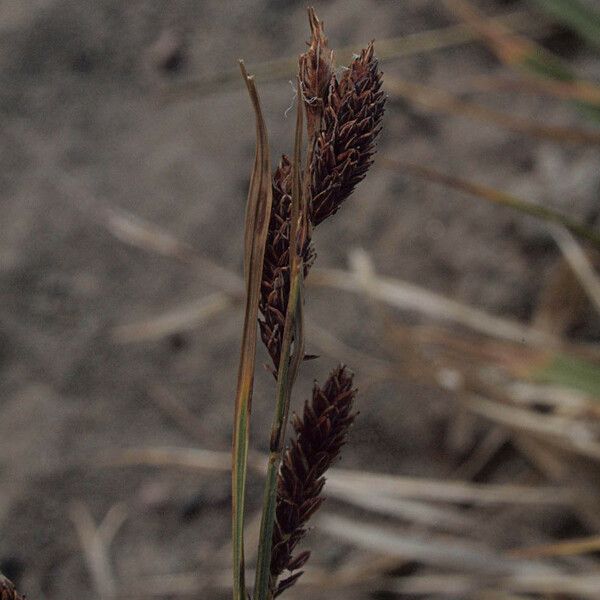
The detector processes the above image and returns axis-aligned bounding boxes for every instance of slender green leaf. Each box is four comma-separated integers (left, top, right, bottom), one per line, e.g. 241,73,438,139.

533,353,600,398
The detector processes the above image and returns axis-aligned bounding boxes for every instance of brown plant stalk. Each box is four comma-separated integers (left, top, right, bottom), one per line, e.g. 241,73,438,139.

269,365,358,597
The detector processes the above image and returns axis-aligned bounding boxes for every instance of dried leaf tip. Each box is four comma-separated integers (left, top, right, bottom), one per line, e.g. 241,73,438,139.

238,59,249,79
300,7,334,136
269,365,357,597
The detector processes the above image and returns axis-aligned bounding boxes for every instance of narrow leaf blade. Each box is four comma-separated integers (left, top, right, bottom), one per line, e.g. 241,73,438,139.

232,61,273,600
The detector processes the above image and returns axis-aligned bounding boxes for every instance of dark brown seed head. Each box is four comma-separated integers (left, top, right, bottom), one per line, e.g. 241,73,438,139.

0,575,24,600
259,156,293,372
259,156,315,373
310,41,386,226
269,365,357,596
257,16,384,371
299,8,334,137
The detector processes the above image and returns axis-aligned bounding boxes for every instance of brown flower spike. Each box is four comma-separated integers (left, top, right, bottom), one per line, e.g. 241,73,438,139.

254,11,381,597
258,38,385,372
299,8,334,138
269,365,357,596
258,156,314,372
310,42,386,226
0,575,24,600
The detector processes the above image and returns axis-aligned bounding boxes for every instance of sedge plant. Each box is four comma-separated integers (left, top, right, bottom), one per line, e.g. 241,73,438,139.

232,8,385,600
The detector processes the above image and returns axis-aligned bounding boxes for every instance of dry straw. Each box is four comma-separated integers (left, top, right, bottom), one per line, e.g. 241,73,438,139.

233,7,385,600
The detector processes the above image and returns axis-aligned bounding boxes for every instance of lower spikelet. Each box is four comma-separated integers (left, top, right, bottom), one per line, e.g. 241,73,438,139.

269,365,357,596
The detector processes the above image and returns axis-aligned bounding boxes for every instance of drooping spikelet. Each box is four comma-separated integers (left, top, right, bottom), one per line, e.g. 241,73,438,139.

259,157,314,372
269,365,357,597
0,575,24,600
299,8,334,138
310,42,386,226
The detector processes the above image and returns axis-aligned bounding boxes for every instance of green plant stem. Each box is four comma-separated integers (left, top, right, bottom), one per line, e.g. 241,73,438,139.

253,80,306,600
232,398,250,600
253,277,303,600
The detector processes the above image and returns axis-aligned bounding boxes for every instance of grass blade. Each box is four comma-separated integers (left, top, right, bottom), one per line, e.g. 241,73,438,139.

510,534,600,558
385,573,600,598
111,292,234,343
466,395,600,459
105,446,575,506
550,225,600,315
532,353,600,397
319,514,555,576
309,264,557,348
382,158,600,249
232,61,273,600
530,0,600,52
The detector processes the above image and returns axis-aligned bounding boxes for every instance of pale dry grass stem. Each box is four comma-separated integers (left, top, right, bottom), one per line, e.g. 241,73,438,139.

69,502,128,600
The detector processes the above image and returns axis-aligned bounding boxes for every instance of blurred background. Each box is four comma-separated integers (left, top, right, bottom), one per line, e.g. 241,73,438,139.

1,0,600,598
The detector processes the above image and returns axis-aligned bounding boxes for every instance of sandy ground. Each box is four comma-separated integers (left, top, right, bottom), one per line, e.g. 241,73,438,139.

0,0,599,598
